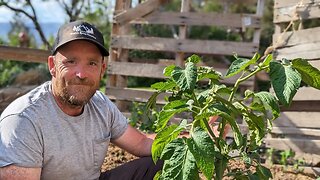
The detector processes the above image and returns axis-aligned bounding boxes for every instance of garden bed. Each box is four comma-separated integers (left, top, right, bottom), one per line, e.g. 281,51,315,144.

101,144,318,180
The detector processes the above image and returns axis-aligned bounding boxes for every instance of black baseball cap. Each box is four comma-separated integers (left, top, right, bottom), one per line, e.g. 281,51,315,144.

52,20,109,56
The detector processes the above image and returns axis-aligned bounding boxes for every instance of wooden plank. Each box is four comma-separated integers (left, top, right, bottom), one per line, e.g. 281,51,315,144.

274,42,320,60
274,0,320,8
113,0,169,25
280,100,320,112
275,111,320,128
107,61,255,86
274,0,320,23
107,61,166,78
273,27,320,47
132,12,261,28
111,36,259,57
105,87,168,104
265,138,320,154
271,127,320,137
0,46,49,63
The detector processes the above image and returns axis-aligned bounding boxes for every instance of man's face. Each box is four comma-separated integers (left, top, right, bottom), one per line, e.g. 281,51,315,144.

49,40,106,108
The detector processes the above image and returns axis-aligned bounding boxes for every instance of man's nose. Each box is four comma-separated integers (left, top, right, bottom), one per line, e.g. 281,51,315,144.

75,65,88,79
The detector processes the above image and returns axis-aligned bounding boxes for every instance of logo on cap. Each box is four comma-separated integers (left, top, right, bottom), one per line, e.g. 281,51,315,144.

71,25,96,39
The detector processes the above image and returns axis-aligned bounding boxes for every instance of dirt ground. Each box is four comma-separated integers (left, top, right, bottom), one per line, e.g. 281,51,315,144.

101,144,318,180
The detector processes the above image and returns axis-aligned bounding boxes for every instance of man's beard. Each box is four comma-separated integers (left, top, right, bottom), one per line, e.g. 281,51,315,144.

56,78,98,107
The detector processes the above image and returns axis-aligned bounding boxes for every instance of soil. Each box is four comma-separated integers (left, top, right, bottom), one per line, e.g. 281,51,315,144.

102,144,318,180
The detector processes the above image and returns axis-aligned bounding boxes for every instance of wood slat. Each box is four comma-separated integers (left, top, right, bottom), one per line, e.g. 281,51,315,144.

274,111,320,128
0,46,49,63
111,36,258,57
113,0,169,25
274,42,320,60
274,0,320,23
105,87,168,104
132,12,261,28
280,100,320,112
107,61,255,86
274,0,320,8
271,127,320,137
265,138,320,154
273,26,320,47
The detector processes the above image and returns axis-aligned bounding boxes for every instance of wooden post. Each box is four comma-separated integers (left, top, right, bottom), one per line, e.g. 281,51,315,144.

108,0,131,111
175,0,190,67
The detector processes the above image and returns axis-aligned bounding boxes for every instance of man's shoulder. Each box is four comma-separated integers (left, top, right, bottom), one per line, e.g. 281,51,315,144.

0,82,52,119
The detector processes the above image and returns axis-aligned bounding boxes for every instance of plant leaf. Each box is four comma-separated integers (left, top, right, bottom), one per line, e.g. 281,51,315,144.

172,62,197,92
186,54,201,64
152,120,187,162
292,58,320,90
197,66,222,82
156,100,190,132
187,127,216,180
151,81,176,91
269,61,301,106
256,164,273,179
225,54,258,78
160,138,200,180
261,54,273,67
163,65,176,77
255,91,280,120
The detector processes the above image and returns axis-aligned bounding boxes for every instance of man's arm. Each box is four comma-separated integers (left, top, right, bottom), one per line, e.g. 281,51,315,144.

0,165,41,180
111,125,154,157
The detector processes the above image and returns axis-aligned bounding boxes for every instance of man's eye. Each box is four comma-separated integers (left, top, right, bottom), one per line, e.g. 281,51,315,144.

89,61,97,66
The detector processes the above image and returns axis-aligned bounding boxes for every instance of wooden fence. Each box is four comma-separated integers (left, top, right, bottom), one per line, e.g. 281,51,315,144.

267,0,320,160
106,0,264,111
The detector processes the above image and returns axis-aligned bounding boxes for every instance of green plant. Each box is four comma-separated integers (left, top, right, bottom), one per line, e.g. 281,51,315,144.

146,53,320,179
280,149,295,166
128,101,158,133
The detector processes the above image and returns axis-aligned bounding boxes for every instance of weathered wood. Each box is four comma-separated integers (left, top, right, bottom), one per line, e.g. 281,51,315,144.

280,101,320,112
105,87,168,104
275,111,320,128
114,0,169,25
265,138,320,154
271,127,320,137
111,36,258,57
274,42,320,60
0,46,49,63
274,0,320,23
132,12,261,28
107,61,255,86
273,26,320,47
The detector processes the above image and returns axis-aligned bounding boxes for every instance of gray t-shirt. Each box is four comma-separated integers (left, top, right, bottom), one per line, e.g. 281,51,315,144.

0,81,128,180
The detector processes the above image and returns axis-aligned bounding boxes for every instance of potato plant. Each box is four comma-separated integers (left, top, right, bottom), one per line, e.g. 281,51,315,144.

146,53,320,180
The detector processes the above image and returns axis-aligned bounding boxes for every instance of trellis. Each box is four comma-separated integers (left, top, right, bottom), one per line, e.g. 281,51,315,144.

267,0,320,161
106,0,264,111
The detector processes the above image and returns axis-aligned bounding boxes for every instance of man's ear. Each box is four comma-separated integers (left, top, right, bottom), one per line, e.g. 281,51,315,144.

48,56,56,77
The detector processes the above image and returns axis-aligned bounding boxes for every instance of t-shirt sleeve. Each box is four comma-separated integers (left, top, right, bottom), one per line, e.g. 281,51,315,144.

106,99,128,140
0,114,43,168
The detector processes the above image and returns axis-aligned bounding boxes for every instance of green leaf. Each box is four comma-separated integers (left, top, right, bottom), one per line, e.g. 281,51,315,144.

215,156,228,180
151,81,176,91
152,120,187,162
269,61,301,106
163,65,176,77
160,138,200,180
172,62,197,92
156,101,190,132
261,54,273,67
145,92,159,112
225,54,258,78
206,104,243,146
292,58,320,90
256,164,273,179
197,66,222,82
186,54,201,64
187,127,216,180
244,113,266,148
255,91,280,120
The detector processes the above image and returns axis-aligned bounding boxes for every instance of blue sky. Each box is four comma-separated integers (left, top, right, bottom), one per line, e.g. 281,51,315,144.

0,0,72,23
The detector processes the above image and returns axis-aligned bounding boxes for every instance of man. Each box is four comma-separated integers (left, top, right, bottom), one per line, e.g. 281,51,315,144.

0,21,162,180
